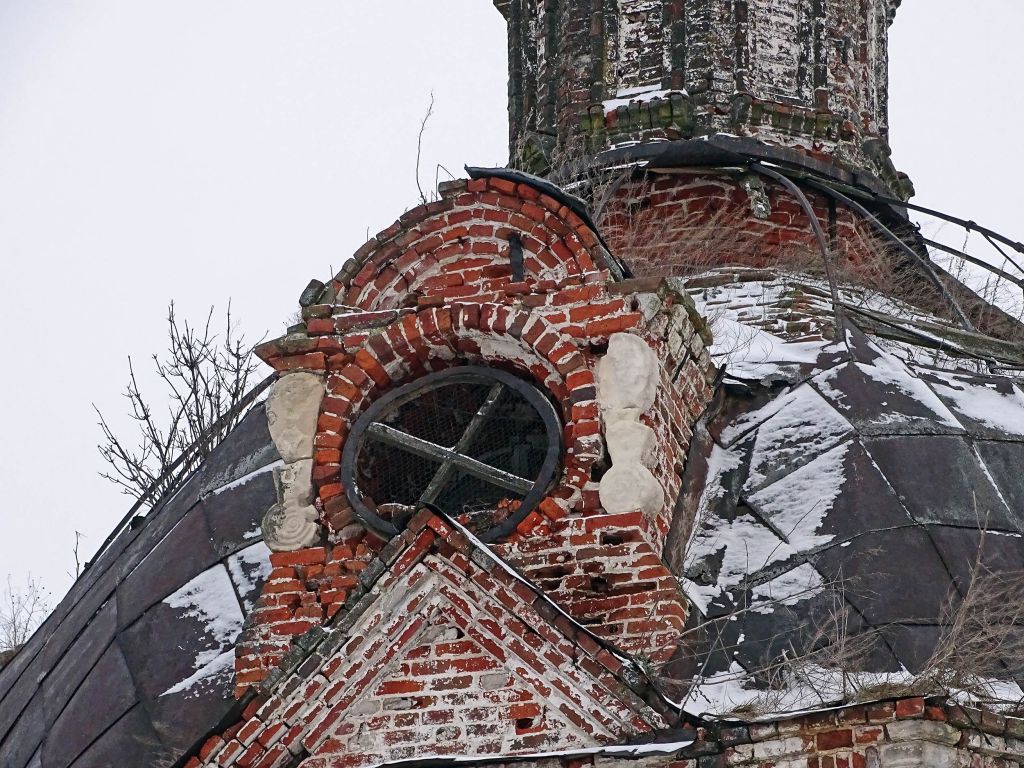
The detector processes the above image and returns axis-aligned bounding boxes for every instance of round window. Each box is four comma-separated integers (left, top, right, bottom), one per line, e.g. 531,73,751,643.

341,366,563,541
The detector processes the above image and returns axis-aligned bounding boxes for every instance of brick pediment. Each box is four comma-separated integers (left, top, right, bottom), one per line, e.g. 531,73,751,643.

195,511,671,768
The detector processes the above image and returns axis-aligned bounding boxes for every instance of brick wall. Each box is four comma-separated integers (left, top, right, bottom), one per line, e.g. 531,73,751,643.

193,509,671,768
236,175,716,701
234,529,380,698
599,171,892,281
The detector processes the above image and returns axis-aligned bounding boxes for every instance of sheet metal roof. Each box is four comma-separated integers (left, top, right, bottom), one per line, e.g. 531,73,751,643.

664,269,1024,716
0,405,279,768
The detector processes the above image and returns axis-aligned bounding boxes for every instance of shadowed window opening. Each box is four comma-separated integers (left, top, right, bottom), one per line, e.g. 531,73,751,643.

342,366,563,541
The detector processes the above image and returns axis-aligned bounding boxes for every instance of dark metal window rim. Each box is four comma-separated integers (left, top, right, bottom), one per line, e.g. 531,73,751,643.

340,365,564,542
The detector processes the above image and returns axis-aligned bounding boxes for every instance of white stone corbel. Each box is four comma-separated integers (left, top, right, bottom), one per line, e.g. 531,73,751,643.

596,333,664,516
261,371,325,551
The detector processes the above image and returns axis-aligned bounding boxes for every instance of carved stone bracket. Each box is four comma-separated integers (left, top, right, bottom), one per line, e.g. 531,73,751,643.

262,371,325,551
596,333,664,516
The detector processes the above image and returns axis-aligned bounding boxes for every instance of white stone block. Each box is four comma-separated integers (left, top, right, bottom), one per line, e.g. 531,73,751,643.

266,371,325,462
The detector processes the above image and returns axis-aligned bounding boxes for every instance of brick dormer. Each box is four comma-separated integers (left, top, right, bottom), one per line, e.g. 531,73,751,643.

215,171,716,766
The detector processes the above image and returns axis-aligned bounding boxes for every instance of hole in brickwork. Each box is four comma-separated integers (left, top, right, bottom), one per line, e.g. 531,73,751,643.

532,564,572,580
600,529,643,545
342,366,564,541
611,580,656,596
515,717,536,732
590,576,610,593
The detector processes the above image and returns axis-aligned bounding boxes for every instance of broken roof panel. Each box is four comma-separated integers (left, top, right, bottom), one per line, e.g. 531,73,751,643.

674,269,1024,716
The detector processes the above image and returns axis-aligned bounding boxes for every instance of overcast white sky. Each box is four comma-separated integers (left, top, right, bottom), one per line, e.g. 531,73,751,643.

0,1,1021,603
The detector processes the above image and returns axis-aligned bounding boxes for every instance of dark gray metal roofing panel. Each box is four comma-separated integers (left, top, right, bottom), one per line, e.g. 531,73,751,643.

0,405,278,768
119,571,236,703
67,704,169,768
0,659,40,753
15,561,119,709
812,527,957,625
810,360,964,437
3,695,45,768
190,404,279,503
926,526,1024,598
41,599,117,724
145,671,238,757
863,435,1018,530
202,469,277,559
42,641,137,767
879,625,945,674
115,509,220,629
811,441,917,538
974,441,1024,514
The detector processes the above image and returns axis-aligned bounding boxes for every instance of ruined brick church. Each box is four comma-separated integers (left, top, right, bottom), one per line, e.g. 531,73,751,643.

6,1,1024,766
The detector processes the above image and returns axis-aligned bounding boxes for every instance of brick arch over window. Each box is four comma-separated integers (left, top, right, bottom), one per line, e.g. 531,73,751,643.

311,304,602,537
318,175,620,312
245,172,714,702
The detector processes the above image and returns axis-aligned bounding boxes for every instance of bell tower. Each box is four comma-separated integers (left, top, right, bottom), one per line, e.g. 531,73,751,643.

493,0,906,193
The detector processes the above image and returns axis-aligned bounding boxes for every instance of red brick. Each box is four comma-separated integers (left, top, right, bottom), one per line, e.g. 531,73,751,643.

376,679,425,695
354,349,391,389
894,697,925,718
270,619,318,636
816,729,853,751
272,352,326,372
584,313,642,336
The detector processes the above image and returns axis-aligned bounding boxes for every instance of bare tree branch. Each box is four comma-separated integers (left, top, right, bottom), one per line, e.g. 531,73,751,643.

415,92,435,206
0,574,50,653
95,302,264,508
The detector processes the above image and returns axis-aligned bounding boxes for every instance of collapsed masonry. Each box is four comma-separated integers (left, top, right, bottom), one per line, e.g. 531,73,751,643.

4,1,1024,767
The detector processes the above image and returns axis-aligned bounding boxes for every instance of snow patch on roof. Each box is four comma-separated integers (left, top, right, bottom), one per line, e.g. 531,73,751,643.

684,442,799,613
706,316,829,382
745,386,854,491
682,660,914,719
161,564,245,698
227,541,273,613
162,648,235,698
927,372,1024,436
750,562,824,613
206,459,282,498
747,440,850,553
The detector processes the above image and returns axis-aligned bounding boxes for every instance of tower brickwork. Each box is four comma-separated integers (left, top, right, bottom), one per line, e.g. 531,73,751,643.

495,0,906,193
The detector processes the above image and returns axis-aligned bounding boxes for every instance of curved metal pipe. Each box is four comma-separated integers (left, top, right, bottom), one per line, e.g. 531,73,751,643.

922,237,1024,292
749,162,848,339
802,178,976,332
861,189,1024,261
980,232,1024,283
